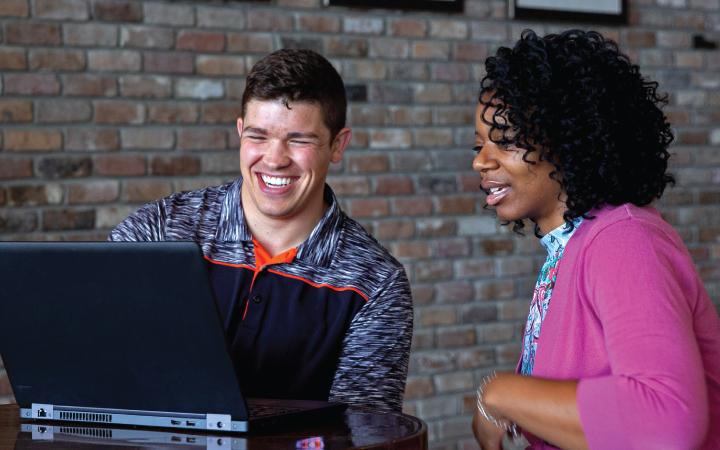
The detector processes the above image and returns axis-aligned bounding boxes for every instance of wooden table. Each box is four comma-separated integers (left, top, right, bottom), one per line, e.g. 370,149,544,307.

0,404,427,449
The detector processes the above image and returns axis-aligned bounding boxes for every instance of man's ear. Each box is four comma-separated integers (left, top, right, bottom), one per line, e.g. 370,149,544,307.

330,127,352,164
236,117,244,140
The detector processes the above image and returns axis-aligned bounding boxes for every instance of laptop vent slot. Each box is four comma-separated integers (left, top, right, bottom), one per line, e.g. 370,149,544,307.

59,426,113,439
58,411,112,423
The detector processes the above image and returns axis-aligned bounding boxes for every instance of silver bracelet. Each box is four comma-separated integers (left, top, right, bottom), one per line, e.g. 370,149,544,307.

476,371,521,439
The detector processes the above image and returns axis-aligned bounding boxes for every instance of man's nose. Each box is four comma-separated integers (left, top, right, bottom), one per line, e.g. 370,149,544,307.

265,140,291,167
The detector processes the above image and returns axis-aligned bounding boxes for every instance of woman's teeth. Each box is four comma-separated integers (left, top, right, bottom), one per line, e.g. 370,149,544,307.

262,175,293,187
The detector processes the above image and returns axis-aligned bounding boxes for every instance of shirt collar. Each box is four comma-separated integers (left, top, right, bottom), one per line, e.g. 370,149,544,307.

539,217,583,255
215,177,342,268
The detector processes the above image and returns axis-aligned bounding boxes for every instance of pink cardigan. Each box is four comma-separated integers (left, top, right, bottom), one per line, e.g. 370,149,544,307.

528,204,720,449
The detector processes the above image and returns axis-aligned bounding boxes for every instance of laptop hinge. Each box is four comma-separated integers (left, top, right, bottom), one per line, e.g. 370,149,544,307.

31,403,54,420
205,413,231,431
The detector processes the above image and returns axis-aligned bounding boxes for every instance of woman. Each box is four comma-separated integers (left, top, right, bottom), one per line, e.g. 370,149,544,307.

471,30,720,450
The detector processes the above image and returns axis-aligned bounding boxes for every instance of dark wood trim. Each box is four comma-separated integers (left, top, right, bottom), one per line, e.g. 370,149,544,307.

511,0,627,25
326,0,464,13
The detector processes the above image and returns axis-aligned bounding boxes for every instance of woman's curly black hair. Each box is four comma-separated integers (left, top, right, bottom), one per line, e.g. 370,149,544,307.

479,29,675,234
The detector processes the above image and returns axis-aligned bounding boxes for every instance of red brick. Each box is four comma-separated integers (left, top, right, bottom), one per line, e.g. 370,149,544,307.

8,184,62,206
436,280,473,303
275,0,319,6
370,38,410,59
196,55,245,76
177,129,227,150
6,22,60,45
389,106,432,126
35,0,88,20
66,128,119,151
624,29,657,47
4,130,61,151
453,42,488,61
0,100,32,123
436,196,477,214
151,155,201,176
346,154,389,173
415,260,453,282
37,156,92,179
63,74,117,97
143,2,193,26
326,37,369,57
29,49,85,71
437,328,476,348
389,18,427,37
0,0,28,17
433,237,471,258
226,33,273,53
119,75,171,98
413,129,453,147
175,78,224,99
68,181,120,204
416,218,456,237
196,6,245,29
35,99,91,123
392,241,431,259
0,158,33,179
374,175,414,195
120,25,174,49
246,9,293,31
374,219,414,240
93,100,145,124
176,31,225,52
201,102,241,124
297,14,340,33
347,198,389,218
94,154,146,176
0,48,27,70
404,377,434,399
411,39,449,59
121,180,173,202
432,63,471,82
148,102,199,124
43,209,95,231
63,23,117,46
88,49,141,72
429,19,467,39
326,176,370,196
392,197,433,215
143,51,194,74
5,73,59,95
93,0,142,22
0,210,38,233
369,129,412,148
120,128,174,150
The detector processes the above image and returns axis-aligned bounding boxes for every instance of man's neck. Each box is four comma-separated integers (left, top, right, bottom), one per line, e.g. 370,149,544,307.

241,191,327,258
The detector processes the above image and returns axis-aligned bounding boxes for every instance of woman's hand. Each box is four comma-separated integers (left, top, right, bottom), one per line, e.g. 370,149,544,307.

472,407,507,450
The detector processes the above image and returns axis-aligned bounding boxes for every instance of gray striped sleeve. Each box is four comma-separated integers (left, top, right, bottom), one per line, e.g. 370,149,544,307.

328,267,413,412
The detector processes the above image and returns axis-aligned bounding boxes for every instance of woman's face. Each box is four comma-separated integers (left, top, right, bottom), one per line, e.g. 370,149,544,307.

472,103,567,235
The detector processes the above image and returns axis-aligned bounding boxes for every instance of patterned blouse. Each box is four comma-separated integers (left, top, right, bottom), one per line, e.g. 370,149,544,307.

520,218,583,375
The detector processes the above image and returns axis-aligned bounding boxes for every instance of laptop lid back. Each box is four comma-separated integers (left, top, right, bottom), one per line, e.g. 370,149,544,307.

0,241,249,426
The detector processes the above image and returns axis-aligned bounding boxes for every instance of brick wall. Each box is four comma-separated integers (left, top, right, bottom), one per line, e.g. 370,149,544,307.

1,0,719,448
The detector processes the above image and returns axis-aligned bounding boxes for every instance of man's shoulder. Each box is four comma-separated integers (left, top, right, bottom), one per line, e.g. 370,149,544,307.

335,214,407,277
159,181,233,210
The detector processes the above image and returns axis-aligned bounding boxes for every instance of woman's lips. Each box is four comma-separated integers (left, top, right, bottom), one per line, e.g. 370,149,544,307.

485,185,511,206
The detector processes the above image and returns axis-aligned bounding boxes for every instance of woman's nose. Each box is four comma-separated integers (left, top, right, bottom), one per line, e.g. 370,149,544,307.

472,147,497,173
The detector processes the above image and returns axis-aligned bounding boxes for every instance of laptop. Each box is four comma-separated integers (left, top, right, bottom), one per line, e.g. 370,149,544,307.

0,241,345,433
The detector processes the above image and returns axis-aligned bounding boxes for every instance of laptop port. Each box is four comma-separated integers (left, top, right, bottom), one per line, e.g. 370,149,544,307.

37,408,47,418
186,437,196,443
186,421,196,427
170,420,181,425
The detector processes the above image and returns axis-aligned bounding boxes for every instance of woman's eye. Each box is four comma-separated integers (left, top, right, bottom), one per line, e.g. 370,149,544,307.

472,145,483,153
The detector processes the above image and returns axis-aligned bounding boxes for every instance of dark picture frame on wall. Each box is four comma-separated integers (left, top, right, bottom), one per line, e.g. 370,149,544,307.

325,0,463,13
509,0,627,24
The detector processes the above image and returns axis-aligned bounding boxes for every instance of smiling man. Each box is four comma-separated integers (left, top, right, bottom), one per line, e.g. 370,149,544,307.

109,49,413,412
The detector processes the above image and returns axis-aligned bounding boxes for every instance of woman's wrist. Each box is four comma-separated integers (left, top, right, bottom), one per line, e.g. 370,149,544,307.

476,371,519,437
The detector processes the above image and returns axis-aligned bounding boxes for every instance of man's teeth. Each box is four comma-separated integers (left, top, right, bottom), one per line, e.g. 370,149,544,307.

490,187,506,194
262,175,293,187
